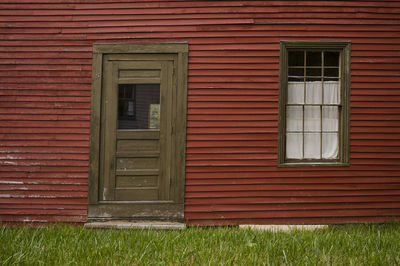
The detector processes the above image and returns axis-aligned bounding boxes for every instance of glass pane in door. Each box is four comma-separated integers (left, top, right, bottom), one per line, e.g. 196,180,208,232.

118,84,160,129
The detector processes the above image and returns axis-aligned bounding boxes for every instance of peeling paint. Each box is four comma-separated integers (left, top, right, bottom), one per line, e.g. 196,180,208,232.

0,155,22,160
0,194,58,198
28,195,57,198
101,212,112,218
1,161,18,165
0,181,23,184
103,188,107,200
23,219,48,223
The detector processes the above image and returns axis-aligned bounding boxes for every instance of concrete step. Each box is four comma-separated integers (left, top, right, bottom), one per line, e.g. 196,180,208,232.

239,224,328,231
84,220,185,230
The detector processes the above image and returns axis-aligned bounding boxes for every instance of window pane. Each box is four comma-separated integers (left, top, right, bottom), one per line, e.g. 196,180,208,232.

118,84,160,130
149,104,160,129
289,51,304,66
323,81,340,104
304,133,321,159
322,133,339,159
306,51,322,66
306,68,321,77
305,81,322,104
324,52,340,66
118,84,136,121
324,68,339,78
118,86,125,98
304,106,321,132
288,82,304,104
288,77,304,82
286,106,303,132
289,67,304,77
286,133,303,159
322,106,339,131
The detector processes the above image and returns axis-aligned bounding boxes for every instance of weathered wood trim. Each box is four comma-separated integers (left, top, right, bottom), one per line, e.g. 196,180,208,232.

173,50,188,203
277,41,287,166
116,170,159,176
93,43,188,54
88,49,103,205
107,54,177,62
88,42,188,220
117,130,160,140
342,43,352,165
278,41,351,167
88,202,184,222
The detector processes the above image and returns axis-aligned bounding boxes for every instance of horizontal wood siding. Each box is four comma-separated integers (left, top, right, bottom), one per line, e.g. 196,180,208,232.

1,0,399,225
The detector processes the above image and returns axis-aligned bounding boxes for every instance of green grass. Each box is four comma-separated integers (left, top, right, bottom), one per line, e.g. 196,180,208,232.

1,223,400,265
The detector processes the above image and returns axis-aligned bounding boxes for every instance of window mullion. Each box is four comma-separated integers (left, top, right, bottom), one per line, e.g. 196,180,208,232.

321,51,324,159
302,50,306,159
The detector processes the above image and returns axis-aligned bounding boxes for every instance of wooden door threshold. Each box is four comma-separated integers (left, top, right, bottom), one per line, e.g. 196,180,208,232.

84,220,185,230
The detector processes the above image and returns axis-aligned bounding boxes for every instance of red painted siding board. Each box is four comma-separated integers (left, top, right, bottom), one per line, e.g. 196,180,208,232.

1,0,399,225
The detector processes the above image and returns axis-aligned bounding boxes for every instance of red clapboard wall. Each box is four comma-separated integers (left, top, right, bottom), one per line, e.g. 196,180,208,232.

0,0,400,225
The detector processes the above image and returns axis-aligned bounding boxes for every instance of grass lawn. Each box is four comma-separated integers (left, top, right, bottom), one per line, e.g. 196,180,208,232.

1,223,400,265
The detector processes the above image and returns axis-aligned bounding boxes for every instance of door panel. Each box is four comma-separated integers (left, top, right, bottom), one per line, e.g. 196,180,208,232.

100,56,173,202
88,43,187,221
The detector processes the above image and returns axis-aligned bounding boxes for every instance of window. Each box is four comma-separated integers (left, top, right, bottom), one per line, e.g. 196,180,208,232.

117,84,160,130
278,41,351,166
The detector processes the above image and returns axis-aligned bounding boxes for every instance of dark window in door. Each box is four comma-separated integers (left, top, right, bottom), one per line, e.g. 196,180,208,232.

118,84,160,130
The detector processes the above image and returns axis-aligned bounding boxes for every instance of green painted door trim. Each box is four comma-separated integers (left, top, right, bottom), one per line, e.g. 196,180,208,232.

278,41,351,167
88,43,188,221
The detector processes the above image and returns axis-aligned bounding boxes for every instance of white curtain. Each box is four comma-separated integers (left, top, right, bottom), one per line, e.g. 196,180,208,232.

286,106,303,131
286,133,302,159
324,81,340,104
286,81,340,160
322,133,338,159
304,133,321,159
306,81,322,104
322,81,339,159
322,106,338,132
304,106,320,132
288,82,304,104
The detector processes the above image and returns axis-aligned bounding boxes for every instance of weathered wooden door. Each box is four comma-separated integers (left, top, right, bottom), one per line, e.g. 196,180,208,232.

88,44,188,221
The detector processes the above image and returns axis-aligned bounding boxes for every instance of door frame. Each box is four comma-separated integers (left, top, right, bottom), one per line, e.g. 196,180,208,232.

88,43,188,221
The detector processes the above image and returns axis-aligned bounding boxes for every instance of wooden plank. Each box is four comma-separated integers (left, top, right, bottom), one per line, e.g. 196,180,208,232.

185,183,400,192
185,195,400,205
0,209,86,215
185,177,400,185
3,6,400,17
119,69,160,78
117,139,159,152
185,190,400,198
186,202,400,212
117,130,159,139
116,170,159,176
0,153,88,160
185,208,400,220
115,188,159,201
88,202,183,222
157,60,172,201
116,175,158,187
93,43,188,54
116,157,159,170
116,151,160,158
